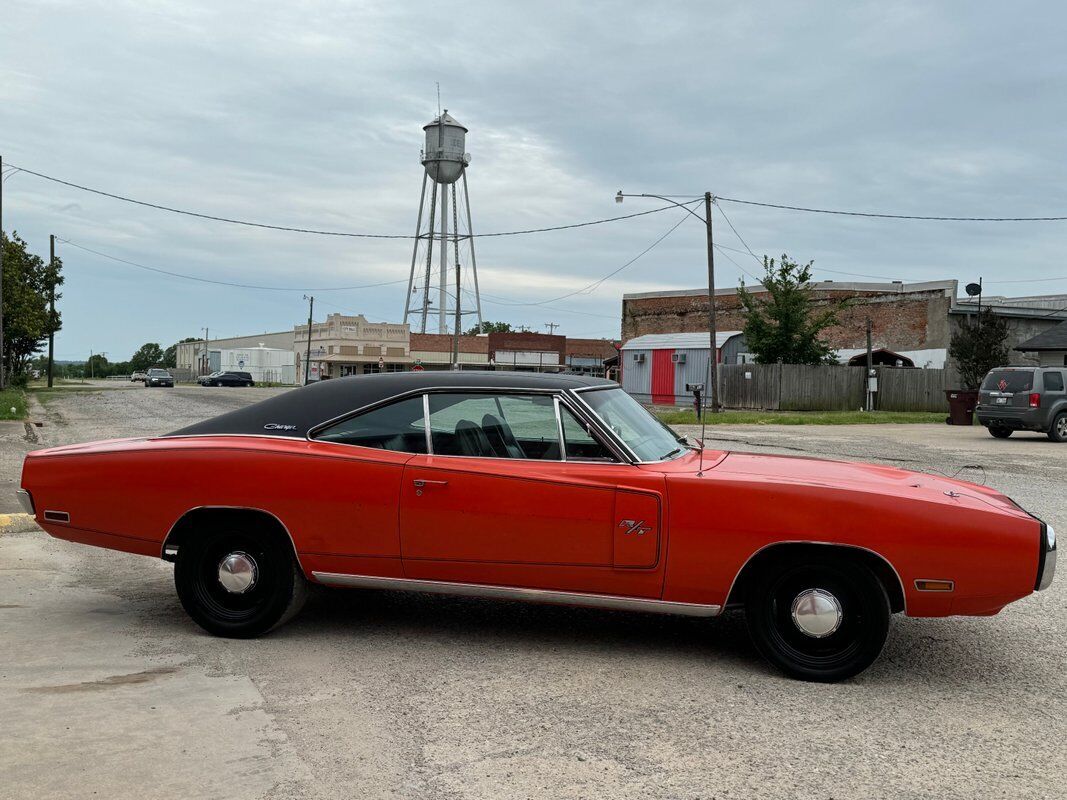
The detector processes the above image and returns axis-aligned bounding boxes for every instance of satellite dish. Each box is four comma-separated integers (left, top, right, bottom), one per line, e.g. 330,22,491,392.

965,282,983,297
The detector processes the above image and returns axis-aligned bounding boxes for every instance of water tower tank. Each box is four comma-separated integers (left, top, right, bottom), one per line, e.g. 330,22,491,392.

422,110,469,185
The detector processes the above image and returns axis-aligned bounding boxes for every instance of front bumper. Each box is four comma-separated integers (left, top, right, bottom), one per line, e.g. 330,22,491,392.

1036,521,1057,591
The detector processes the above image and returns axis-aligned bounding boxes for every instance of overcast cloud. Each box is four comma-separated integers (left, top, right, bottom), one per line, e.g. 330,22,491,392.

2,0,1066,360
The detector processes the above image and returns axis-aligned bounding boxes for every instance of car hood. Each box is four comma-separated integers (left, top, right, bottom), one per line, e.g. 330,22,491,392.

706,451,1030,519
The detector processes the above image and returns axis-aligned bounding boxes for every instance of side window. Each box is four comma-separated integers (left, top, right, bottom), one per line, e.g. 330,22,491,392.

313,395,427,453
560,406,615,461
427,393,560,460
1045,372,1065,392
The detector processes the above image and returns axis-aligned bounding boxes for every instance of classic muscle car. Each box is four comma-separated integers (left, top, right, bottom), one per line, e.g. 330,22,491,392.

18,372,1056,682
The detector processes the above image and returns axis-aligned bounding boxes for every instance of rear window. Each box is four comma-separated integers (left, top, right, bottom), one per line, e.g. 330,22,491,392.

981,370,1033,393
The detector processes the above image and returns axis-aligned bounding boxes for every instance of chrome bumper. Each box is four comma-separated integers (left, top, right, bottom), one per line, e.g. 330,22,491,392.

1037,522,1057,592
15,489,34,515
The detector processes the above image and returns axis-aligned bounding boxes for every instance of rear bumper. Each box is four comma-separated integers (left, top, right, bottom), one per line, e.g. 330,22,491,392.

976,408,1046,431
1037,521,1057,591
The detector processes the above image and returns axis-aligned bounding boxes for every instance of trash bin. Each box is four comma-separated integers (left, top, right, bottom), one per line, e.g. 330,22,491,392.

944,389,978,425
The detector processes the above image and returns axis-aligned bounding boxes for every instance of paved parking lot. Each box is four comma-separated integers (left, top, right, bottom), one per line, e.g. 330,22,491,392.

2,384,1064,799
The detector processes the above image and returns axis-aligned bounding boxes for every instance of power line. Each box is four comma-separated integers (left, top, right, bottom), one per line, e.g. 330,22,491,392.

57,238,411,292
10,164,689,239
714,203,762,266
716,194,1067,222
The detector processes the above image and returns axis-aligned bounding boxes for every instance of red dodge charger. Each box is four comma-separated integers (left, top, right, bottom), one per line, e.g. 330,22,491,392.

18,372,1056,681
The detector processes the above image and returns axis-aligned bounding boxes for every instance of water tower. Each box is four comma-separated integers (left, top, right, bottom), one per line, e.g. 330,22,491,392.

402,110,484,335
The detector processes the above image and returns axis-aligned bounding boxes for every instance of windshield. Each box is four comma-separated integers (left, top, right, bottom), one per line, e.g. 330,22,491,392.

148,369,169,376
981,370,1033,393
580,387,685,461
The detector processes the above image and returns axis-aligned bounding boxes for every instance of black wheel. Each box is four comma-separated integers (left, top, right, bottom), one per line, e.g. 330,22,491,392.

174,521,306,638
744,554,890,682
988,425,1012,439
1049,412,1067,443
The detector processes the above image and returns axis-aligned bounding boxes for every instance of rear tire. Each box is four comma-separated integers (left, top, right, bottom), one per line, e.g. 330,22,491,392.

988,426,1012,439
174,520,307,638
1049,412,1067,443
744,553,890,682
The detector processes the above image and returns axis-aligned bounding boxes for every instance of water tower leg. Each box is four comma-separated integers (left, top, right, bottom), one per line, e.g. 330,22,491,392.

461,172,484,332
420,180,439,334
403,171,429,326
438,180,448,334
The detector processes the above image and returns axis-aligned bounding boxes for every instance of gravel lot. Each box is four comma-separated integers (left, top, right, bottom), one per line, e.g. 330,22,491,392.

2,384,1064,800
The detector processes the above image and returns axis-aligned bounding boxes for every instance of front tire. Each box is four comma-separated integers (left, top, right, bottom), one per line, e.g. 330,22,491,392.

744,554,890,682
1048,412,1067,443
174,522,307,638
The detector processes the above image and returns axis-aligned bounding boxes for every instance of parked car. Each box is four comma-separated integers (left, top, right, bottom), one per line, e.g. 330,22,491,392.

201,370,254,387
976,366,1067,441
144,368,174,388
19,372,1055,682
130,371,147,383
197,371,223,385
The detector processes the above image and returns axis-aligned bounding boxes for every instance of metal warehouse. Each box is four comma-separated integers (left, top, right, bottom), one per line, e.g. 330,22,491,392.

621,331,746,405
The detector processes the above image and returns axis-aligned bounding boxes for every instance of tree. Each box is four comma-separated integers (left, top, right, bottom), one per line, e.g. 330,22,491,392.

86,353,109,379
2,231,63,383
163,337,200,368
949,308,1010,390
737,254,842,365
464,320,512,335
130,342,165,372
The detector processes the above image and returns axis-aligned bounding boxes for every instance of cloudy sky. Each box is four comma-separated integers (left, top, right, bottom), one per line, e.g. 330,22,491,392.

2,1,1065,361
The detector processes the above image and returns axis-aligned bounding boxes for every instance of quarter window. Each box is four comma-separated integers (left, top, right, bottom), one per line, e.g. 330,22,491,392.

560,406,615,461
427,393,561,459
1045,372,1065,392
313,395,427,453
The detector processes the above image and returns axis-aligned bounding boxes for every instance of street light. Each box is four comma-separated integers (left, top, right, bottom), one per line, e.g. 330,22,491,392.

616,191,721,414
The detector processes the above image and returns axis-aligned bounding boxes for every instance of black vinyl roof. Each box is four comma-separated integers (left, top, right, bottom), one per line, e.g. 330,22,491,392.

166,371,615,438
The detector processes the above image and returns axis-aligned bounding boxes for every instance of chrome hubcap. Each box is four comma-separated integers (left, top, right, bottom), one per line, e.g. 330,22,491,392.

790,588,843,638
217,551,258,594
1057,417,1067,436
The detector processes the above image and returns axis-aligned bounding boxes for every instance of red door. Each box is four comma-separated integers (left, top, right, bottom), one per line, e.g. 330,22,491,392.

651,349,675,405
399,456,667,598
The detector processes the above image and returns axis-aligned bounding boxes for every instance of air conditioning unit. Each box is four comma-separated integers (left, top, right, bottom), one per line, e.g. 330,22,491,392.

671,353,687,364
632,353,646,363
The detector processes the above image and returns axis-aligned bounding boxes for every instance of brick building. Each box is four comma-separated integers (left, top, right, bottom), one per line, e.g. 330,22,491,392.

622,280,1067,368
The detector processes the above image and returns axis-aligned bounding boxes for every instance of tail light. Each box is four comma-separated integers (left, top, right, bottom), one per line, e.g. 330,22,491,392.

1029,392,1041,408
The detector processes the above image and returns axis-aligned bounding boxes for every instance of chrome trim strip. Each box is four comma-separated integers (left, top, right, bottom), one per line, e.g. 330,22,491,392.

553,396,567,461
563,390,637,464
15,488,34,515
311,572,722,617
557,394,627,464
422,392,433,454
721,540,909,615
157,433,308,443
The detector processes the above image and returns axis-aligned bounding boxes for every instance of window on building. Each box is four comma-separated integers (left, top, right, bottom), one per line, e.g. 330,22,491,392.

427,393,560,459
312,395,427,453
560,406,615,461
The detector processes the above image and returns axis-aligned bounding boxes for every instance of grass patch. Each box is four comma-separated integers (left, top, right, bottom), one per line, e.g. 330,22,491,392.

0,388,28,420
656,409,947,426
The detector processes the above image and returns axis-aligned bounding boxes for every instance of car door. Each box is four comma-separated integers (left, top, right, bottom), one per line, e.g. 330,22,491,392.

399,391,667,598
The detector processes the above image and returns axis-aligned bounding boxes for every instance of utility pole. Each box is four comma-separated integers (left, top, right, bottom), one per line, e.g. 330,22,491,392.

865,317,873,412
201,327,209,375
545,322,559,335
47,235,56,387
303,295,314,384
704,192,720,414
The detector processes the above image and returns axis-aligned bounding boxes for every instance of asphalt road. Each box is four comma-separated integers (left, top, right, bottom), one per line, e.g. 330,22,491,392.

2,384,1064,800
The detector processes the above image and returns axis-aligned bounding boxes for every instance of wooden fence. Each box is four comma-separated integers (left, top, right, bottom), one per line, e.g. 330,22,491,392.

715,364,956,412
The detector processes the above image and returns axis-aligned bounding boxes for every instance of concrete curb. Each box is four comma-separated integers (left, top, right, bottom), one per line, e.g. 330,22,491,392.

0,513,40,534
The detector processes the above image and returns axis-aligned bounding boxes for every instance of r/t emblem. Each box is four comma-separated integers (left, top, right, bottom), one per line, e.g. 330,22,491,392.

618,519,651,536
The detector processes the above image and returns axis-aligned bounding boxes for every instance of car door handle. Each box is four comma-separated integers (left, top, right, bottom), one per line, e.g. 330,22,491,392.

413,479,448,488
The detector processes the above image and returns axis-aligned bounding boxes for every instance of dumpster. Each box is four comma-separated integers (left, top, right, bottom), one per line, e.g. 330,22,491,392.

944,389,978,425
